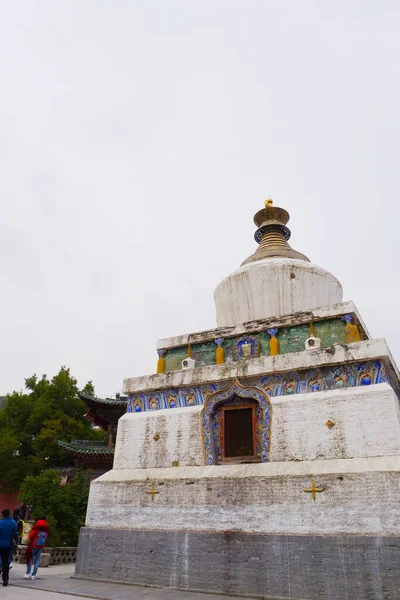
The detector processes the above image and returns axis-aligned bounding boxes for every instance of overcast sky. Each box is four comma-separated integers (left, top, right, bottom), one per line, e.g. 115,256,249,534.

0,1,399,397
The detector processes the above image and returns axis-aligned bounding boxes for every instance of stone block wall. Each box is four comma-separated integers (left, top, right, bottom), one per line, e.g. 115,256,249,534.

75,528,400,600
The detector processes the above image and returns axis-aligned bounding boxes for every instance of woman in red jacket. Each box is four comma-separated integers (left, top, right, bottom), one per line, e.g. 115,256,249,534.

24,516,50,581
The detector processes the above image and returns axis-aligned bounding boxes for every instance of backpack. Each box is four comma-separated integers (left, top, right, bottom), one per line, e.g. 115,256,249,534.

33,530,48,549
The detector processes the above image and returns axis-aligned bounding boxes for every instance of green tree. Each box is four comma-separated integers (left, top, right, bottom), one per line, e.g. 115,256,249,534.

19,469,91,547
0,367,105,491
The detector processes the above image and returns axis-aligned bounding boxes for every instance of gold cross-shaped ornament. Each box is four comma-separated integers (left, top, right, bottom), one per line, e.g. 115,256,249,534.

146,483,160,501
304,480,325,501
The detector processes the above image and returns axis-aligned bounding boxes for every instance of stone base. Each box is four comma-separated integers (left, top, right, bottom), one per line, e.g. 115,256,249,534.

75,527,400,599
39,552,51,567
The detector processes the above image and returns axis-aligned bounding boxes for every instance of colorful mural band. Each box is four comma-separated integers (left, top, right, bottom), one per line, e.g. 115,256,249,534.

158,313,365,374
127,360,388,413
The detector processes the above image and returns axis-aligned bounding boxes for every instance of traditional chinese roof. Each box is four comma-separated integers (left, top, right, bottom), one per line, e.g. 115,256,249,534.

79,392,128,408
57,439,114,460
79,393,128,428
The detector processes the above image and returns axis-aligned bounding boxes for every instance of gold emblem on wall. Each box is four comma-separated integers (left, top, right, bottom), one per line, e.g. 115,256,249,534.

304,480,325,501
146,483,160,501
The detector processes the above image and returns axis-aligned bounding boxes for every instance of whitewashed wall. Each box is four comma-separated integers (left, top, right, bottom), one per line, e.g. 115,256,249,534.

269,383,400,462
213,257,343,327
114,384,399,470
113,407,204,469
86,457,400,535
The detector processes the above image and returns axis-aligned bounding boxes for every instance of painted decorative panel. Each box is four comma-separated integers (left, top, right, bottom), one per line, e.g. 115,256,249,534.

274,323,309,355
127,360,389,413
191,341,218,368
162,317,353,372
314,318,347,348
164,347,187,372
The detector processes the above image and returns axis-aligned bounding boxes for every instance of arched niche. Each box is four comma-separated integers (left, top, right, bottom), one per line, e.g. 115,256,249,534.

201,379,271,465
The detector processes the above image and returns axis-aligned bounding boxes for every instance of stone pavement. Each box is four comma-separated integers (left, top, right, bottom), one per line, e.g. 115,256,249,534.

4,562,247,600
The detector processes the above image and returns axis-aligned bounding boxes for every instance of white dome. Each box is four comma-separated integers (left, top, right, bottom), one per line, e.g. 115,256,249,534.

214,257,343,327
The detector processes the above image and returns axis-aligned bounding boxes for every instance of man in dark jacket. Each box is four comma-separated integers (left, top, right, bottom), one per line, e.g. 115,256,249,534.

0,509,16,586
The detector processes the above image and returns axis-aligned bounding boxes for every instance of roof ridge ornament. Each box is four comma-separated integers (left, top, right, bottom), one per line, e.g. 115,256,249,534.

241,198,310,266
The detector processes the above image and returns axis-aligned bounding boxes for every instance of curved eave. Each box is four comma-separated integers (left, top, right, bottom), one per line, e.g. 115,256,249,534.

79,392,128,409
57,440,114,458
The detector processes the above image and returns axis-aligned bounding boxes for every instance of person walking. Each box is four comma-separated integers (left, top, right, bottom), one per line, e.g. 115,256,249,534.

24,516,50,581
13,509,23,544
8,509,23,570
0,508,17,587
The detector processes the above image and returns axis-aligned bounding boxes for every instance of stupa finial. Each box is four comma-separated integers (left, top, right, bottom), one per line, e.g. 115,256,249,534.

241,199,310,266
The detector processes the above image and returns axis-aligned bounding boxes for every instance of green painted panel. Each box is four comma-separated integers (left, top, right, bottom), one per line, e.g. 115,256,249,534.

163,317,348,371
222,338,236,363
275,323,309,355
191,341,216,368
259,332,269,356
164,347,187,372
314,318,346,347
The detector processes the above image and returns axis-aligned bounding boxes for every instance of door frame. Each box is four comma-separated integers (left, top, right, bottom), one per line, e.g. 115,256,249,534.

220,402,257,463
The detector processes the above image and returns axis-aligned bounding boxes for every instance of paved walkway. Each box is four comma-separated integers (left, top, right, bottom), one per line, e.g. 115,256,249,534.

5,562,244,600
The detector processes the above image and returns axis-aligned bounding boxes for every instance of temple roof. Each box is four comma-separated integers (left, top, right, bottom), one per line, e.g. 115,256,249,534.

57,439,114,459
79,393,127,428
79,392,128,408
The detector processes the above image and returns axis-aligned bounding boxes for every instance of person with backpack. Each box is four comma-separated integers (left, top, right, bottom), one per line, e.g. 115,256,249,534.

0,508,17,587
24,516,50,581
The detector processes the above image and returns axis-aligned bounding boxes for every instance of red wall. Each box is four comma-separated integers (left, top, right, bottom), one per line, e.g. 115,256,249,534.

0,491,20,511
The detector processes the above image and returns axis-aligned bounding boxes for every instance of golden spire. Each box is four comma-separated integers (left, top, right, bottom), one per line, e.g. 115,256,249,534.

241,199,310,266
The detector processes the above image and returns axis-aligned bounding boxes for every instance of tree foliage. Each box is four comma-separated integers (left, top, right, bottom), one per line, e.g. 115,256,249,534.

0,367,105,491
20,469,91,546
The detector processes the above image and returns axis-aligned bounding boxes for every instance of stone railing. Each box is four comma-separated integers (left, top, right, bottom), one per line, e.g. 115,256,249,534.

14,545,77,564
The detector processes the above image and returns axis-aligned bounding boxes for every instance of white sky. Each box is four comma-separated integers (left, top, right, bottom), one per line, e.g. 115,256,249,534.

0,1,399,397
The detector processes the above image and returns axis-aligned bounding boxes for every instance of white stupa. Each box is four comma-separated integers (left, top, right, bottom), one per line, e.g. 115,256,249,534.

76,199,400,600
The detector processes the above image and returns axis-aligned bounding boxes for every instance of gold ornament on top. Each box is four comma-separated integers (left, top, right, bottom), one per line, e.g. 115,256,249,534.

241,198,310,266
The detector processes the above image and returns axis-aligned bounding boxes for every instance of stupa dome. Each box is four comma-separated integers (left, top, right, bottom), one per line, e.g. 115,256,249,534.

214,200,343,327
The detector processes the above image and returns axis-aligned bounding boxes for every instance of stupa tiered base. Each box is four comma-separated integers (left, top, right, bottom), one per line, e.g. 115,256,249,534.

76,334,400,598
